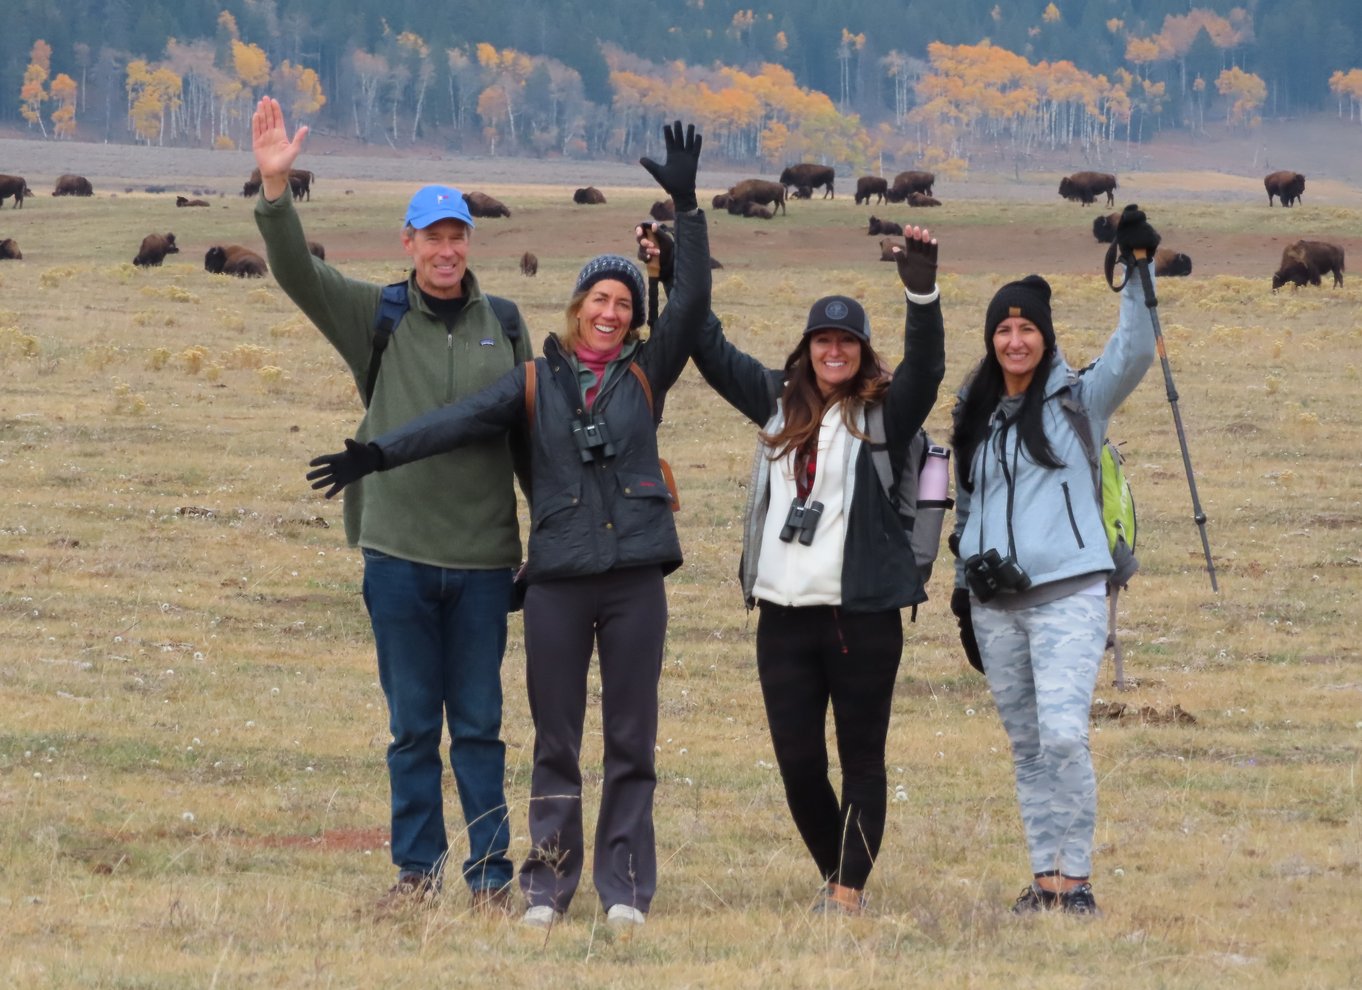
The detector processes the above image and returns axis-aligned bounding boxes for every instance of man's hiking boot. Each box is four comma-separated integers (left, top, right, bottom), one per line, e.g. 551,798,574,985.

1011,883,1059,914
371,872,438,915
1059,882,1102,917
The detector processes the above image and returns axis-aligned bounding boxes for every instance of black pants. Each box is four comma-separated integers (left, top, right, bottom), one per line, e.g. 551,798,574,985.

518,566,667,913
756,602,903,890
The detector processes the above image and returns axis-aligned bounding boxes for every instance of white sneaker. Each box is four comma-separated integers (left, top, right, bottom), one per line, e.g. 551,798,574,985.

606,904,646,927
521,904,561,929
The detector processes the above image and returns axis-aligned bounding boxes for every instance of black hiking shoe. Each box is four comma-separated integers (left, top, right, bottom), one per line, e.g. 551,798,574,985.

1011,883,1059,914
1059,882,1101,916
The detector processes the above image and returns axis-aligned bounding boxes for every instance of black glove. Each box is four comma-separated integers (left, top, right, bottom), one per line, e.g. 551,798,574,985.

894,232,938,295
951,587,985,674
636,222,675,282
306,438,384,499
1114,204,1160,259
640,120,702,213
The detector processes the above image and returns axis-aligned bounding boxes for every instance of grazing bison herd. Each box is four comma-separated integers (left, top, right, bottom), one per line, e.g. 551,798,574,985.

0,161,1346,294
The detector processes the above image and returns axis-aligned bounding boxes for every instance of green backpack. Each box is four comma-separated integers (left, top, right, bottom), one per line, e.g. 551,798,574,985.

1059,372,1138,685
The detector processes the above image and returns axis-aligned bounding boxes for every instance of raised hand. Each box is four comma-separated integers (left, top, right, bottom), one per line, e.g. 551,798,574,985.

251,96,308,197
892,226,939,295
306,438,383,499
639,120,702,213
1114,204,1160,260
635,222,675,282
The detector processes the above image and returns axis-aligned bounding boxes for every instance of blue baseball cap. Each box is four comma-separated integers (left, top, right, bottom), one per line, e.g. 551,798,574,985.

404,185,475,230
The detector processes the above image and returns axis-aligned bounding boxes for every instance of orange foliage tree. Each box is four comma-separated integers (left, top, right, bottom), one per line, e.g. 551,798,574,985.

1216,66,1266,131
1329,69,1362,122
49,73,78,138
20,40,52,137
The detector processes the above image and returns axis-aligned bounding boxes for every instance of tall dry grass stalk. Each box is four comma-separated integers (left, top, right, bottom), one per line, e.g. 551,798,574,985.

0,178,1358,988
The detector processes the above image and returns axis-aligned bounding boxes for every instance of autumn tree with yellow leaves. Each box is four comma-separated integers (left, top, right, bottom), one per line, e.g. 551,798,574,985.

20,40,52,137
1217,66,1266,131
1329,69,1362,122
50,73,78,138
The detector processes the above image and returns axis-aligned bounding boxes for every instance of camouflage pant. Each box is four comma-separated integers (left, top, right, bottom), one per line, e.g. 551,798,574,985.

972,593,1106,877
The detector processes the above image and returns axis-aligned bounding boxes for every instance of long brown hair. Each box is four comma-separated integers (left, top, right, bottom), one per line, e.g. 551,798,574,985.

761,335,890,460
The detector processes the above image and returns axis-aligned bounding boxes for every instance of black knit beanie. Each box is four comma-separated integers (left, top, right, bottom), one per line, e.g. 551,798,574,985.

984,275,1055,351
574,254,647,329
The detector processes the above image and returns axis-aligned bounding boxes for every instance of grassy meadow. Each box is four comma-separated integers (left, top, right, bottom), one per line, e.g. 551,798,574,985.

0,178,1360,988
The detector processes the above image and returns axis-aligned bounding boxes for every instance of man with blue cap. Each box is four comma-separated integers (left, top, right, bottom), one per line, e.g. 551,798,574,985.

251,95,532,915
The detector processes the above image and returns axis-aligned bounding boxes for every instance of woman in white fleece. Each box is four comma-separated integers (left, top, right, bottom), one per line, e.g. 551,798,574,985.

687,226,945,914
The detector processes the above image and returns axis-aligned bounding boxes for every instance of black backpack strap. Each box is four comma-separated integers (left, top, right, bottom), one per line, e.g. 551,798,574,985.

365,281,410,406
486,294,522,345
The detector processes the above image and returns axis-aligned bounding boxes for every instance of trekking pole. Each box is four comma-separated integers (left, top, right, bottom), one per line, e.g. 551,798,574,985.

1131,249,1219,592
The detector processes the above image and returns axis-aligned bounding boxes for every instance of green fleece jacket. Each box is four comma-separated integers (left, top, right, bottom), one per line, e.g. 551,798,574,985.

255,187,533,569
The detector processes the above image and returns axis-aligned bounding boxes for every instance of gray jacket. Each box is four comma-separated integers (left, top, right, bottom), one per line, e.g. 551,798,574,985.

952,274,1156,592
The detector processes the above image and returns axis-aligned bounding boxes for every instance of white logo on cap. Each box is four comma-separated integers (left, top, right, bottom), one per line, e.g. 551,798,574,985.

825,300,849,320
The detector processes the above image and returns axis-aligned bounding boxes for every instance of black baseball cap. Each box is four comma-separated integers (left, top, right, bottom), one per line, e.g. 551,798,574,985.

803,295,870,342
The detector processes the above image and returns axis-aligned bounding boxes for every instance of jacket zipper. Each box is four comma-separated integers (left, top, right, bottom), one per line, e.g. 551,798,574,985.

1061,481,1085,548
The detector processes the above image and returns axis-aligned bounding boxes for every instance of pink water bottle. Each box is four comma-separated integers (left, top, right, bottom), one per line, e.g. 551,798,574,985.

918,444,951,507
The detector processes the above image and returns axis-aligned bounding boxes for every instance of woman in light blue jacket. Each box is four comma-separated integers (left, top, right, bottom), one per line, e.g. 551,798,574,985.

949,206,1159,917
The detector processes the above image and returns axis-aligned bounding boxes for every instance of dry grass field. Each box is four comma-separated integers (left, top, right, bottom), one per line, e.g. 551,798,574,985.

0,146,1360,988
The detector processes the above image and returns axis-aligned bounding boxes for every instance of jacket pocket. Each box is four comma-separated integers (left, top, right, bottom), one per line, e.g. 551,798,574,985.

532,482,582,529
613,470,673,535
1061,481,1086,549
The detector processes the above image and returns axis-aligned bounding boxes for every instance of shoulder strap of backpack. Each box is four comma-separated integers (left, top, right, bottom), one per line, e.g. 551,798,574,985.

365,281,411,406
865,403,896,508
486,294,522,345
1058,369,1101,486
523,359,537,433
628,362,659,423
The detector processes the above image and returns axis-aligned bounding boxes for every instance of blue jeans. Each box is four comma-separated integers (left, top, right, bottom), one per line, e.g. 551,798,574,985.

362,549,514,892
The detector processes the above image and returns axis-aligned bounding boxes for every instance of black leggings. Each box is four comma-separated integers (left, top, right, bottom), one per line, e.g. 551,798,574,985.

755,603,903,890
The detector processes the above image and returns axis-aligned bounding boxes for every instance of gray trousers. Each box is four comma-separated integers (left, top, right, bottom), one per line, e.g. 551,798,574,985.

518,566,667,913
972,592,1106,877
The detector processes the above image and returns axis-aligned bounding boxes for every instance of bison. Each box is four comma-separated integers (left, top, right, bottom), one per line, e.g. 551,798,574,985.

204,244,268,278
867,216,903,237
307,241,326,261
133,232,179,267
886,170,935,202
907,192,941,207
520,251,538,276
711,193,730,210
176,196,211,207
462,191,510,219
52,174,93,196
725,179,786,216
854,176,888,206
573,186,606,205
649,198,676,222
740,202,774,220
779,163,835,198
878,237,905,262
1092,212,1120,243
1059,171,1118,206
0,238,21,260
0,174,34,209
1272,240,1344,292
1264,170,1305,207
243,168,314,200
791,185,814,200
1154,248,1192,277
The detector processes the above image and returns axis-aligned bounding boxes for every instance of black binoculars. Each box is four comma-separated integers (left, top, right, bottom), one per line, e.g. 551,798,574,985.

571,418,616,463
963,548,1031,603
779,496,824,546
